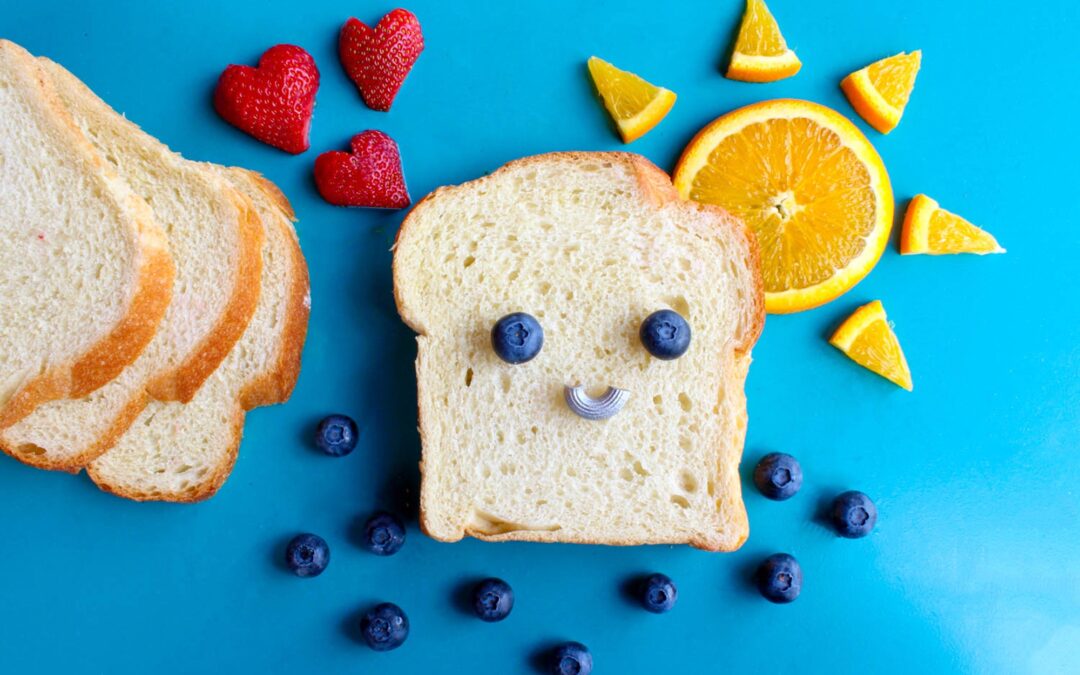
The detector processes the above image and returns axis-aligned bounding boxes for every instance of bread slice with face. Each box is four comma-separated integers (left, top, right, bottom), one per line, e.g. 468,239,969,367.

394,153,763,551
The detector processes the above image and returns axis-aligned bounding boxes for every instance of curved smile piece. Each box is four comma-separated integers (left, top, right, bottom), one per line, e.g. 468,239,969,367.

564,385,630,420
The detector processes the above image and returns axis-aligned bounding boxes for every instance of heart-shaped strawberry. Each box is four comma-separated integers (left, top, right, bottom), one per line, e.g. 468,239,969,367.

314,131,410,208
214,44,319,154
339,9,424,112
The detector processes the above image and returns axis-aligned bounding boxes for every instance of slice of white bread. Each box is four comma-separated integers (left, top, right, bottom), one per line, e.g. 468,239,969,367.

394,153,764,551
0,40,173,428
87,168,310,501
0,57,264,471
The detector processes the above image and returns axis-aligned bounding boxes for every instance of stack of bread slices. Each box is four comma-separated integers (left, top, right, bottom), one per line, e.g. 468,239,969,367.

0,40,309,501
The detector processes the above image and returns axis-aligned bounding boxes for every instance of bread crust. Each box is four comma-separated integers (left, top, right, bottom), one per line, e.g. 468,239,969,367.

0,40,175,429
233,169,309,410
396,152,765,552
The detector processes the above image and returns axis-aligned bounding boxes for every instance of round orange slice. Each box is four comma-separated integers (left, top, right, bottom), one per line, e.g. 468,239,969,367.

674,99,894,314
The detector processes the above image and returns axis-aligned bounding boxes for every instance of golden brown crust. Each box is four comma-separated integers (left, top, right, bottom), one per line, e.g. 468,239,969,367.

69,196,175,398
243,171,296,221
399,152,764,552
0,41,175,429
232,169,310,411
146,188,264,403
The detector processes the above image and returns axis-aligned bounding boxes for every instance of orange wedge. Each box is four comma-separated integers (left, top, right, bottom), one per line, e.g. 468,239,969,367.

901,194,1004,255
674,99,893,314
727,0,801,83
841,51,922,133
830,300,913,391
587,56,676,143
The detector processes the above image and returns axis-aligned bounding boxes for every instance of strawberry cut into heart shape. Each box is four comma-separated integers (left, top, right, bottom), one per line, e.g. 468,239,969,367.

214,44,319,154
339,9,425,112
314,131,411,209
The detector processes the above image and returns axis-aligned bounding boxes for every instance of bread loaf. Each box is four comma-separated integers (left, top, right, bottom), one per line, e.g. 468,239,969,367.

393,153,763,551
0,56,264,470
0,40,173,429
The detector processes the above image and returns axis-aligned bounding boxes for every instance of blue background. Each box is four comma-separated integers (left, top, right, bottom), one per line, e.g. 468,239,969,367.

1,0,1077,672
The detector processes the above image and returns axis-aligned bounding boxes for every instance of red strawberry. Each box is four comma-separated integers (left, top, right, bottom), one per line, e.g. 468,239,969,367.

314,131,410,208
339,9,424,112
214,44,319,154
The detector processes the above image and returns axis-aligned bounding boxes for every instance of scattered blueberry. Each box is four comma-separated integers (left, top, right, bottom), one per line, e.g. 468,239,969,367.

285,533,330,578
472,577,514,622
360,602,409,651
639,573,677,613
550,641,592,675
753,452,803,500
830,490,878,538
315,414,358,456
755,553,802,604
362,512,406,556
639,309,691,360
491,312,544,364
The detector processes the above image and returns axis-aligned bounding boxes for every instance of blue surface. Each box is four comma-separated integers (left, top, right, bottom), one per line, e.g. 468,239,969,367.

1,1,1078,672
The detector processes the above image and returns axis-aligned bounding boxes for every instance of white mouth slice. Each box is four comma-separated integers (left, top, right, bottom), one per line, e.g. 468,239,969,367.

564,385,630,420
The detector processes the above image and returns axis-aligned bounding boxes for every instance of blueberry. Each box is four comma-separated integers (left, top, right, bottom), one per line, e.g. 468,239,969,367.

639,309,691,360
755,553,802,604
285,533,330,578
830,490,877,538
753,452,803,500
472,577,514,622
639,573,677,613
359,602,409,651
491,312,544,364
315,414,358,456
550,641,592,675
362,512,406,556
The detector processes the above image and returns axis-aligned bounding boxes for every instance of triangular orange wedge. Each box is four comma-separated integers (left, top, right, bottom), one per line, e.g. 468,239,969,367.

587,56,676,143
830,300,913,391
901,194,1005,255
727,0,801,83
841,51,922,133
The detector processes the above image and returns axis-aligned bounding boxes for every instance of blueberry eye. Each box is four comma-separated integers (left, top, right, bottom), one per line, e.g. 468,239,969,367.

491,312,544,364
640,309,691,360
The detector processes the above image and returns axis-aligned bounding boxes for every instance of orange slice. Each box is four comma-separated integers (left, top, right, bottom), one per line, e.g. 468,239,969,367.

587,56,676,143
727,0,801,83
674,99,893,314
830,300,912,391
841,51,922,133
901,194,1005,255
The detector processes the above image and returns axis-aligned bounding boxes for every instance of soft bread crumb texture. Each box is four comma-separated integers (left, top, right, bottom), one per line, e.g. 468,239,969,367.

394,153,763,551
0,40,171,426
87,168,309,501
0,57,263,471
